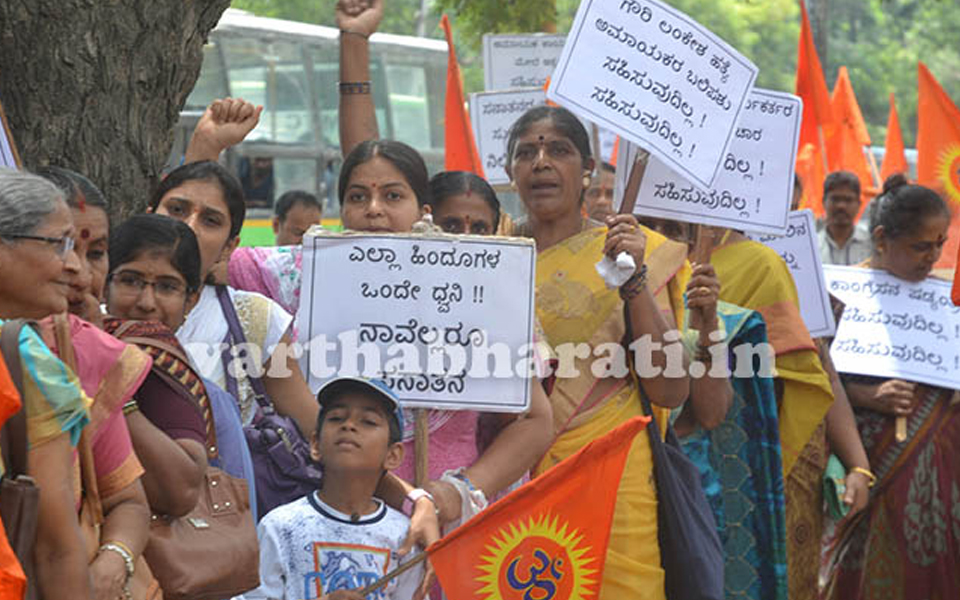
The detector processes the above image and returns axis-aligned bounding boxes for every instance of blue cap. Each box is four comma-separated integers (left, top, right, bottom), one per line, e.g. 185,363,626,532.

316,376,404,432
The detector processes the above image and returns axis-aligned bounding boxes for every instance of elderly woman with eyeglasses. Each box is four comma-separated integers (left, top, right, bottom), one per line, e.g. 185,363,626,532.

0,168,154,600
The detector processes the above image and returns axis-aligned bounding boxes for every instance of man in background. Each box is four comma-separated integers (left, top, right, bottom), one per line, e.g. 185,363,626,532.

817,171,872,266
274,190,323,246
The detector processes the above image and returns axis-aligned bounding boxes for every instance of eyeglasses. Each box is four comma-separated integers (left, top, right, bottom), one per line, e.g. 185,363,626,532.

2,234,75,258
109,271,188,298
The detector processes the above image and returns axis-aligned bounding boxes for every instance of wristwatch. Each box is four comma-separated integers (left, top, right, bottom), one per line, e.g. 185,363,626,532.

402,488,438,517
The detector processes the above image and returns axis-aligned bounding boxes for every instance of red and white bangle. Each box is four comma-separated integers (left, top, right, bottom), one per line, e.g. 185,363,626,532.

402,488,438,517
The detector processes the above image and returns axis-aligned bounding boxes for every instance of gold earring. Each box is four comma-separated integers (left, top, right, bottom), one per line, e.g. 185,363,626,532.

582,175,591,189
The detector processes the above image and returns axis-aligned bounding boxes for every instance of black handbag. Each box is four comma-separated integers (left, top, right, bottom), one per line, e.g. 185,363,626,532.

637,382,724,600
215,286,322,519
0,320,40,600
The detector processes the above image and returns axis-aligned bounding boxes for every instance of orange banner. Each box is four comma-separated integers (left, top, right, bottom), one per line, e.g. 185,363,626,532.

880,93,908,182
794,0,834,217
441,15,485,177
428,417,648,600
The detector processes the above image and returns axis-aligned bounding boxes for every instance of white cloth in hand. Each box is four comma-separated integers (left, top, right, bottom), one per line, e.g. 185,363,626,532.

595,251,637,289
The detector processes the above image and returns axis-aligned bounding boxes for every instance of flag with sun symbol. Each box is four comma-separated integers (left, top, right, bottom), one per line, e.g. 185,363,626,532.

426,416,648,600
917,62,960,273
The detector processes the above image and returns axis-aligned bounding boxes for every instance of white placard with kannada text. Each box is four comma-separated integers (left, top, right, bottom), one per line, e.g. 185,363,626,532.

747,210,835,338
0,103,19,169
547,0,758,189
470,89,547,186
297,232,537,412
823,265,960,389
483,33,566,91
635,89,801,234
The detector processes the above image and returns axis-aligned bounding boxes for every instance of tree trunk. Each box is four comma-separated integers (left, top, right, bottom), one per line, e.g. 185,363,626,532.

0,0,230,221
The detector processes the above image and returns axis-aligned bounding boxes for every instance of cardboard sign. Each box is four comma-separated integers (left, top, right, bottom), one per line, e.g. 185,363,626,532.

297,232,537,412
482,33,566,91
824,265,960,389
635,89,802,234
0,100,20,168
547,0,757,189
470,89,547,186
748,210,836,338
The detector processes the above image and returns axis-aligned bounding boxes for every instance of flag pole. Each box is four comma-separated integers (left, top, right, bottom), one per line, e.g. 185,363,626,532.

415,409,429,486
359,551,431,596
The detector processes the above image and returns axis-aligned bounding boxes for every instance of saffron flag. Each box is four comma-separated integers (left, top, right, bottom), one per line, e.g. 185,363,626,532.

440,15,485,177
428,416,648,600
880,93,908,182
795,0,834,218
829,66,876,221
917,63,960,272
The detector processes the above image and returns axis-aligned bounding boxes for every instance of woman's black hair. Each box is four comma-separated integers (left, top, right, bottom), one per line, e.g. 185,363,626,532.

35,166,110,218
428,171,501,234
505,105,593,169
109,214,202,293
148,161,246,240
338,140,430,207
868,174,950,243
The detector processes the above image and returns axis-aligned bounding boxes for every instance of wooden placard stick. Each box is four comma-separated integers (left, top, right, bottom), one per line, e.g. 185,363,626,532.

590,123,602,178
414,409,429,486
895,417,907,443
359,551,431,596
618,149,648,216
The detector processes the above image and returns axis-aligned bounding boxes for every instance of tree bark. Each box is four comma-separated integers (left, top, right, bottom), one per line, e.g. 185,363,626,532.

0,0,230,221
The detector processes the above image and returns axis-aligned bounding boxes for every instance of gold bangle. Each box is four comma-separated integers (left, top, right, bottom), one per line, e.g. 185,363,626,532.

851,467,877,487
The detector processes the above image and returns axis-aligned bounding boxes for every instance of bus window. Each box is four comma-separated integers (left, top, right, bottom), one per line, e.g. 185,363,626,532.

187,42,229,110
384,64,431,151
222,38,314,144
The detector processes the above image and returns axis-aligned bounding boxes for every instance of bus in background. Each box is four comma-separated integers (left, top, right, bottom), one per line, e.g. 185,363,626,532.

169,9,448,246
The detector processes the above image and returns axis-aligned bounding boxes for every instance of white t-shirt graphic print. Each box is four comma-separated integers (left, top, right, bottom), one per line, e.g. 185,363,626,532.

240,493,422,600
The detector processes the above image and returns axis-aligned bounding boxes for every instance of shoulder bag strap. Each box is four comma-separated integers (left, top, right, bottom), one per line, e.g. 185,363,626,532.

1,320,30,478
52,314,103,524
215,286,270,408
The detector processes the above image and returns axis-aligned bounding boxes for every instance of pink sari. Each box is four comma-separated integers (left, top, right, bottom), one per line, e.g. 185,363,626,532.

39,313,151,503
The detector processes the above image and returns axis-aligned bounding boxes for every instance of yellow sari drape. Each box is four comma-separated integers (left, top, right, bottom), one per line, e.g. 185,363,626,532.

711,240,833,476
535,226,690,600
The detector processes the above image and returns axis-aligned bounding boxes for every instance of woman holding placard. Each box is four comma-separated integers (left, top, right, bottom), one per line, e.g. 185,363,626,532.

503,104,692,599
821,175,959,600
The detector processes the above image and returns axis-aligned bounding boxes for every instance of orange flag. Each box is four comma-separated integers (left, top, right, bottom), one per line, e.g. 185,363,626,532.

917,63,960,272
829,67,876,221
609,136,620,167
795,0,834,217
440,15,485,177
880,93,908,181
428,416,648,600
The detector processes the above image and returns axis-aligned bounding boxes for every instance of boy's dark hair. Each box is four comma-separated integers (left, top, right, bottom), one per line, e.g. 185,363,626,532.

275,190,322,221
315,381,403,445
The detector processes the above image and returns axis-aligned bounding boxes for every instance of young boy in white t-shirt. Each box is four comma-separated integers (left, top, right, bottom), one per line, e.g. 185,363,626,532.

241,377,423,600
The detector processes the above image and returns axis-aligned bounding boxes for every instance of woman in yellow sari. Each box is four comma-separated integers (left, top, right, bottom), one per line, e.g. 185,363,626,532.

505,106,691,599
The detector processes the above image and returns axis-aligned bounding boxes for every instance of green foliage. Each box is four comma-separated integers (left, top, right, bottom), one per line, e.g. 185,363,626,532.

231,0,960,147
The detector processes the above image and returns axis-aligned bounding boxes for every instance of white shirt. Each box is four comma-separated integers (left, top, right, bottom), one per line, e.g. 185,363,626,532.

817,220,872,266
178,285,293,423
240,493,423,600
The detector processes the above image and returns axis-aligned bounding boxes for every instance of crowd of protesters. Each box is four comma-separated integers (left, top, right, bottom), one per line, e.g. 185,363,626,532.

0,1,958,600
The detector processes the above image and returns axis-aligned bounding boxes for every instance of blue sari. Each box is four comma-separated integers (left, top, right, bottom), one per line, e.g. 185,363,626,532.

677,303,788,600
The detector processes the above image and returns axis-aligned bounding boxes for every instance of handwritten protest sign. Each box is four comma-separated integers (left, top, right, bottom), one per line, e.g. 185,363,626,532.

483,33,566,91
823,265,960,389
470,89,547,185
0,100,20,168
634,89,801,234
548,0,758,189
297,232,537,412
748,210,835,338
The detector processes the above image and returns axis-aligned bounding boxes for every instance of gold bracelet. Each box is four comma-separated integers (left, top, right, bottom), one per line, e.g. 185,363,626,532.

850,466,877,487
